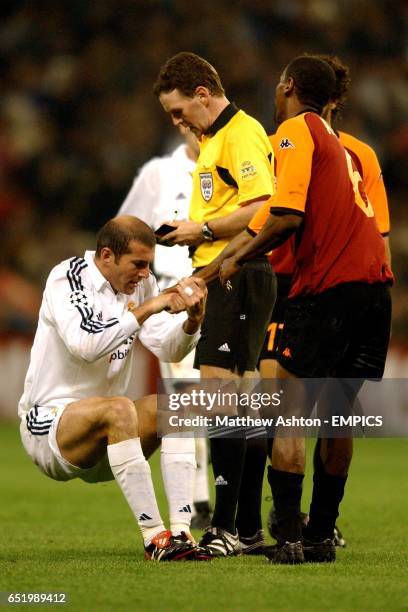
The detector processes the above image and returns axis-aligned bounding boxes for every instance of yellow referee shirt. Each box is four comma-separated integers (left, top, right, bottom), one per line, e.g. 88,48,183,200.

190,103,274,268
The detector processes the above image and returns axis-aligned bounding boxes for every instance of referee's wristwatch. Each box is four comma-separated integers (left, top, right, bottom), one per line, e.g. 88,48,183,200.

202,222,215,242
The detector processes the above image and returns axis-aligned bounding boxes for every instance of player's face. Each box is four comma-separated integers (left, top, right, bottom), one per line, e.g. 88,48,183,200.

159,89,209,137
274,70,289,125
107,240,154,294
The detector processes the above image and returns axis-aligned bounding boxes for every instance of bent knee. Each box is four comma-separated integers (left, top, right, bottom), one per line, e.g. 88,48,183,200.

273,443,304,474
104,396,138,427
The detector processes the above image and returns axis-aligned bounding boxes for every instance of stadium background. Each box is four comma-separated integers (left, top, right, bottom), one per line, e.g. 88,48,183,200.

1,2,407,609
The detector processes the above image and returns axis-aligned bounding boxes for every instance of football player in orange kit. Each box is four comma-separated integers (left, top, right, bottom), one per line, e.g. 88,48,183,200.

218,55,393,563
260,55,391,548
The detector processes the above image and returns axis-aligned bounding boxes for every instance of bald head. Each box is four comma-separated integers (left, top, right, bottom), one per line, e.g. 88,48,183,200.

96,216,156,262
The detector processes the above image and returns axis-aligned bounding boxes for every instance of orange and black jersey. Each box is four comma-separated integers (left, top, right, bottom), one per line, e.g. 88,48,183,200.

338,131,390,236
249,112,393,298
266,127,391,278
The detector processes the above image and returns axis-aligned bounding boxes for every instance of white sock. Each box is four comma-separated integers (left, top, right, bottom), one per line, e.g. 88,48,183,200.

193,436,209,504
107,438,164,545
161,434,196,535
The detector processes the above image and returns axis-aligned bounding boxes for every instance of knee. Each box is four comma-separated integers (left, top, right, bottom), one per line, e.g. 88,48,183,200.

272,440,305,474
104,396,138,429
142,395,157,426
323,451,351,477
323,442,352,477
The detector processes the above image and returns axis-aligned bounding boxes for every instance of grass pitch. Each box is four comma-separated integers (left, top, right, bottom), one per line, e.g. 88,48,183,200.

1,422,407,611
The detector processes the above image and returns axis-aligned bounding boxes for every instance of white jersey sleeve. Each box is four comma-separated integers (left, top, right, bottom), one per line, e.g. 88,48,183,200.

136,274,199,362
45,257,140,363
139,310,199,364
118,158,161,226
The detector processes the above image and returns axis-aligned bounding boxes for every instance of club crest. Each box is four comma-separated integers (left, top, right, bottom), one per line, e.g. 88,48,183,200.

200,172,213,201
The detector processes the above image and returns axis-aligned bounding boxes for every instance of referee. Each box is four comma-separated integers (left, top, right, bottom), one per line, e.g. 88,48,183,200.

154,52,276,556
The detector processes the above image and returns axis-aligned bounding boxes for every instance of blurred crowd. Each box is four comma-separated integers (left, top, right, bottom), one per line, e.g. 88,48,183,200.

1,0,407,339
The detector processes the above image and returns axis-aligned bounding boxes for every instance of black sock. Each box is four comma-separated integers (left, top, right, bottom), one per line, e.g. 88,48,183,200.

268,466,304,543
236,434,267,538
194,500,211,514
210,435,246,533
306,458,347,541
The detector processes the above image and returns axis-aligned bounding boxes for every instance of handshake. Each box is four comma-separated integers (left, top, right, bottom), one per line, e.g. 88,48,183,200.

128,277,207,331
162,277,207,319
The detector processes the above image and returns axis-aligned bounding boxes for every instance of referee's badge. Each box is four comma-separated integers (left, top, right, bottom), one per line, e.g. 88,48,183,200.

200,172,213,201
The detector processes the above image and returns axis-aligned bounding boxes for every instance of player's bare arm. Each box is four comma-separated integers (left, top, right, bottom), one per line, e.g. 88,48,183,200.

219,213,302,285
193,230,252,284
160,232,250,292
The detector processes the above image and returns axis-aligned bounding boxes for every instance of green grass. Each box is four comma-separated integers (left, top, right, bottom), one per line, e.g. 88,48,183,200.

1,422,407,611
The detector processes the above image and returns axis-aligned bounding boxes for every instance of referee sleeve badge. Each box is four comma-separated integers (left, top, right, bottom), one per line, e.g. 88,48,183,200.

240,160,258,181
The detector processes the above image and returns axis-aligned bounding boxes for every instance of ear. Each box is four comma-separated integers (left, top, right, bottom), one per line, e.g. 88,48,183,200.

283,77,295,97
194,86,211,104
100,247,114,263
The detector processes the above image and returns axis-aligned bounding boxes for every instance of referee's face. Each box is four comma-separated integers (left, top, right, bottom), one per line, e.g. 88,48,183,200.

159,89,209,137
105,240,154,294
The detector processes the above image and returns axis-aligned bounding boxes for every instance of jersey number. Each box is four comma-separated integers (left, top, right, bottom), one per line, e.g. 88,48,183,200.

267,322,284,351
345,150,374,218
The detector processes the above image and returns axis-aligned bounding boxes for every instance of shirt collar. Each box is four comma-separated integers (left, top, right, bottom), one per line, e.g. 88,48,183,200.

204,102,239,136
294,107,320,117
84,250,110,292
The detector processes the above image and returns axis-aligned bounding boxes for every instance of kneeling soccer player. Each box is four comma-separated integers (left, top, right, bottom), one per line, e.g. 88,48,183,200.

18,216,210,561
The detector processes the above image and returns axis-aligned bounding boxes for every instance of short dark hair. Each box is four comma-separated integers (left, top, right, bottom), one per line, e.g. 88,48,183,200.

95,217,155,262
284,55,336,114
316,54,351,120
153,52,225,98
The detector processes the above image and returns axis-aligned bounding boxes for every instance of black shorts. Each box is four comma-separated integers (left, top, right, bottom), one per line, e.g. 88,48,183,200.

194,258,276,373
258,274,292,362
276,282,392,378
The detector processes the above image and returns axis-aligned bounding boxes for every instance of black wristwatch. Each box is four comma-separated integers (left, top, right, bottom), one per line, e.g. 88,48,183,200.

202,222,215,242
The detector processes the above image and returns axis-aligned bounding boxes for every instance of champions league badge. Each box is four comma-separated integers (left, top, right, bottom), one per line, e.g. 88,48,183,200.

69,289,90,309
200,172,213,201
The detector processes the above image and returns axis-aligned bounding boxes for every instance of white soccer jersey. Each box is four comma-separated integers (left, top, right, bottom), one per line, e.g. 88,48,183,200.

118,144,195,289
18,250,199,417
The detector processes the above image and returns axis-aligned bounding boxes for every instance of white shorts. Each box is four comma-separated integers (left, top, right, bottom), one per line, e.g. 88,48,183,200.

20,402,114,484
